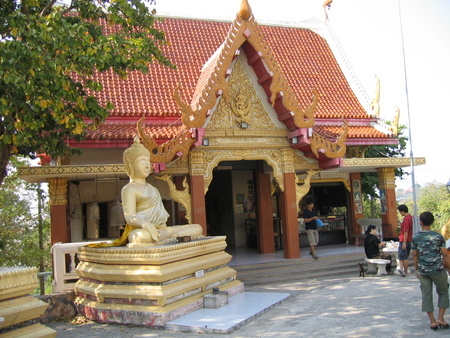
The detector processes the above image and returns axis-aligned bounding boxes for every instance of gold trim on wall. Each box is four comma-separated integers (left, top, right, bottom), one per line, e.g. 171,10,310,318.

19,164,126,177
343,157,426,168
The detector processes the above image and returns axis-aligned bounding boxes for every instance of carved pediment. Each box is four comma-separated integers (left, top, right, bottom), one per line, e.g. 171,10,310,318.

208,59,278,131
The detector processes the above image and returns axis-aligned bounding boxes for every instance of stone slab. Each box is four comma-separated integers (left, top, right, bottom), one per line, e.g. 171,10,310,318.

165,291,290,334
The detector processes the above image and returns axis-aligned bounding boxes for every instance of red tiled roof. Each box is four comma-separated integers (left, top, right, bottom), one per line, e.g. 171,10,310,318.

85,122,184,141
314,125,393,140
81,15,394,146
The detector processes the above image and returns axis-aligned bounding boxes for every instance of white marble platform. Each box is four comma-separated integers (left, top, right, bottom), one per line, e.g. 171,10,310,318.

165,291,290,334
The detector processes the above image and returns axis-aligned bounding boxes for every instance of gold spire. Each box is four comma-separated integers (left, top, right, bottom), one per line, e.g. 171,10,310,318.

238,0,252,20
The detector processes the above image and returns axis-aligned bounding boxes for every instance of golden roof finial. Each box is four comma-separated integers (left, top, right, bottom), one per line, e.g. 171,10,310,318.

238,0,253,20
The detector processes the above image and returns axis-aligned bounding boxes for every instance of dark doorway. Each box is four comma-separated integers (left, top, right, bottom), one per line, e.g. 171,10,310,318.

312,185,347,215
205,170,236,246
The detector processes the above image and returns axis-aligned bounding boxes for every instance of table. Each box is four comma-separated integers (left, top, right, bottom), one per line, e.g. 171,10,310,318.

383,246,401,275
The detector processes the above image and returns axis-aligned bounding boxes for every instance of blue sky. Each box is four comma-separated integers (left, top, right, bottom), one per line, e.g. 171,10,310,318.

155,0,450,190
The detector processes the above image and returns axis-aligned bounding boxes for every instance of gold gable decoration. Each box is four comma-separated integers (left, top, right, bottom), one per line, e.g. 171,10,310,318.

140,1,347,166
173,6,317,131
209,59,277,130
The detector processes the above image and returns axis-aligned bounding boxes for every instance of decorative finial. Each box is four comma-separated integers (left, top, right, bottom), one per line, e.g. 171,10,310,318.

323,0,333,9
133,135,141,144
238,0,253,20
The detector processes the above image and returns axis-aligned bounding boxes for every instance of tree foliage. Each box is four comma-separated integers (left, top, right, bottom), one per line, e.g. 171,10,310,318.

0,0,173,184
0,157,51,268
417,182,450,232
361,125,409,198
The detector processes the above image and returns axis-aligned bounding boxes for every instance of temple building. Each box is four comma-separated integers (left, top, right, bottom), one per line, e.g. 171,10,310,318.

19,0,424,259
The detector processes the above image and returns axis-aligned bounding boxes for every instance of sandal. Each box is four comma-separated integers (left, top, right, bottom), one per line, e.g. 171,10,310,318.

437,321,449,329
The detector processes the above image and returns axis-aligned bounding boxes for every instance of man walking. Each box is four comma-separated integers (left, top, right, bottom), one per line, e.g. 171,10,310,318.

303,201,319,259
398,204,413,276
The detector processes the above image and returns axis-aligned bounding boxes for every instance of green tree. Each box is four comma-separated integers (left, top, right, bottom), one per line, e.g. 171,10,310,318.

417,182,450,232
362,195,381,218
0,0,174,184
0,157,51,268
361,125,409,198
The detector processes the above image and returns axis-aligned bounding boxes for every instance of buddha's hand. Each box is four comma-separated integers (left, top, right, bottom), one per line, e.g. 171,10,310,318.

142,223,160,241
156,223,167,230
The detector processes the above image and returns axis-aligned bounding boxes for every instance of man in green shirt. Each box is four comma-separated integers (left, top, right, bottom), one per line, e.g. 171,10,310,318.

412,212,450,330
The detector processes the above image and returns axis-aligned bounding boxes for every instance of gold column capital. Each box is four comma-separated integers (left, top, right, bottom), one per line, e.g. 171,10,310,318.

189,150,206,177
376,167,396,190
280,148,295,174
47,177,68,205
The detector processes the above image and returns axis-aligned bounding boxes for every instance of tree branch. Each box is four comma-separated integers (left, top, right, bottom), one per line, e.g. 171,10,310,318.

40,0,58,16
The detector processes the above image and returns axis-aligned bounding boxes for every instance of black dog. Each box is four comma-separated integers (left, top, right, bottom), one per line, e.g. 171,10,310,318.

358,263,365,277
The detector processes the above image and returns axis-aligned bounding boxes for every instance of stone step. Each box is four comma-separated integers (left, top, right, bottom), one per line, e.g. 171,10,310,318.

234,253,414,286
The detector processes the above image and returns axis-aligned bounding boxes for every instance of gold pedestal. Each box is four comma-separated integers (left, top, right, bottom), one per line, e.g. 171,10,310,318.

74,236,243,327
0,267,56,338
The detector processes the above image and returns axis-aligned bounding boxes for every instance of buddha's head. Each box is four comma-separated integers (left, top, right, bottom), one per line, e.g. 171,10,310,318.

123,136,151,178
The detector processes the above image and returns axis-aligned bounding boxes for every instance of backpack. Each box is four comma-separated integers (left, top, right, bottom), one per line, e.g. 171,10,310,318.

412,216,421,235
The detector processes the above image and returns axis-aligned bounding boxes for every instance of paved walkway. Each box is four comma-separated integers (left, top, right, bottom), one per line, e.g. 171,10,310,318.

47,273,450,337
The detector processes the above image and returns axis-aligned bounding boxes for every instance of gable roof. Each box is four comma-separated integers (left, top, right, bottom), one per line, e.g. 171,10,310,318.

75,2,398,166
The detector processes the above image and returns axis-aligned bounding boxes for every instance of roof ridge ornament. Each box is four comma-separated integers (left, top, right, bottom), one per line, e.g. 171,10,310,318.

369,75,380,117
137,116,196,163
310,117,348,158
238,0,253,20
390,106,400,136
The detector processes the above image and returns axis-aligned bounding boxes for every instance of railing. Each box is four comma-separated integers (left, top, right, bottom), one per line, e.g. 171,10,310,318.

37,271,52,295
51,241,111,293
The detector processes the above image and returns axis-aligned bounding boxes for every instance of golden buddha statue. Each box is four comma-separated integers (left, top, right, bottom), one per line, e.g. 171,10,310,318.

110,137,203,247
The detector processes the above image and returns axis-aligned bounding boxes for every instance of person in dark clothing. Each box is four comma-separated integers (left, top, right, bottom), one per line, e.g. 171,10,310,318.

364,224,392,272
303,201,319,259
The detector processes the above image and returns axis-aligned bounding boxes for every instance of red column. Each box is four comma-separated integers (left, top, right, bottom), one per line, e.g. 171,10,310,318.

280,172,300,259
50,205,69,245
47,177,70,245
255,162,275,254
189,175,207,234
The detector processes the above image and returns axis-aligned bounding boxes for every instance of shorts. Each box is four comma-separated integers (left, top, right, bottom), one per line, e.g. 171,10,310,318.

398,242,411,260
306,229,319,246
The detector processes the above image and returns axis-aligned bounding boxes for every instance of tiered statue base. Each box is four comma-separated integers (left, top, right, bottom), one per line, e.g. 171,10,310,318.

0,267,56,338
74,236,244,327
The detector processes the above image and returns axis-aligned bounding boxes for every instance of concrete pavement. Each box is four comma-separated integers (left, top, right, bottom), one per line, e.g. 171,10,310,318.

47,273,450,337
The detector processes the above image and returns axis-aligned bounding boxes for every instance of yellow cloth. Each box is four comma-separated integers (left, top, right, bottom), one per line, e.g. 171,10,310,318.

85,224,138,248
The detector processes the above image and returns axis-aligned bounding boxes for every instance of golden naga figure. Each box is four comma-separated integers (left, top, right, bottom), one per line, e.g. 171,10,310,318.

296,169,320,214
155,174,192,224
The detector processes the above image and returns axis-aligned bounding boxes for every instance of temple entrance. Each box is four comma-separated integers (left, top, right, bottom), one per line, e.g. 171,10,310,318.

205,170,236,244
206,160,263,249
205,160,280,252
